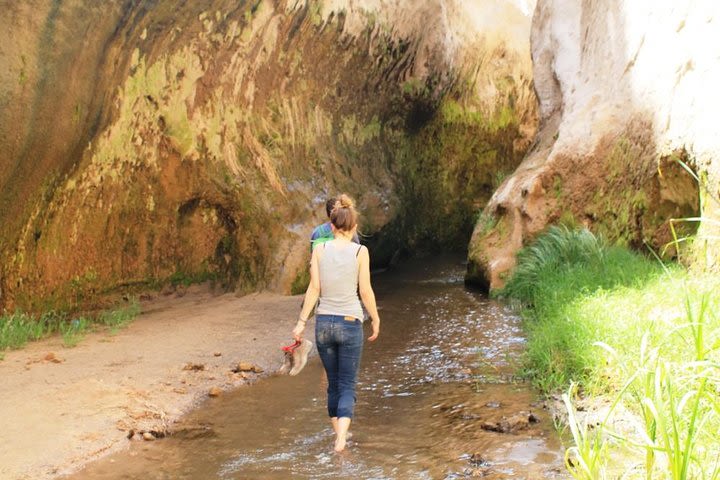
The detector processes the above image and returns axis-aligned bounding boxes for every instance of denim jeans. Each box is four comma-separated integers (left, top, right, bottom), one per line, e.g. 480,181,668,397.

315,314,364,419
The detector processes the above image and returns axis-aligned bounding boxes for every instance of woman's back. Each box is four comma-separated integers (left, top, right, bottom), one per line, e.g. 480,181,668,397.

317,241,364,321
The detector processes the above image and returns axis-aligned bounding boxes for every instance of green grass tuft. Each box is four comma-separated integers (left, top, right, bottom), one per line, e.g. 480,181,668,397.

500,225,720,478
60,317,89,348
0,299,141,355
97,299,141,328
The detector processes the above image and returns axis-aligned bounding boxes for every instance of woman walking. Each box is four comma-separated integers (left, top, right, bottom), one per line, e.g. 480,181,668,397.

292,194,381,453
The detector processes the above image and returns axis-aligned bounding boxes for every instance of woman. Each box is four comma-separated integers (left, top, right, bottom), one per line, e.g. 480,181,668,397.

292,194,381,453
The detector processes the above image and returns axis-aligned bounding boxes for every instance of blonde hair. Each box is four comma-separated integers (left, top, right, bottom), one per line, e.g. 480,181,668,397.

330,194,357,232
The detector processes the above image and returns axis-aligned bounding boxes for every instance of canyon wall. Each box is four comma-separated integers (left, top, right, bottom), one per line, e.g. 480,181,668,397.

0,0,537,311
468,0,720,289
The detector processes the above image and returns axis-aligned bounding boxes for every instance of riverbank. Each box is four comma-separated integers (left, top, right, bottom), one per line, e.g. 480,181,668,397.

499,226,720,478
0,285,304,480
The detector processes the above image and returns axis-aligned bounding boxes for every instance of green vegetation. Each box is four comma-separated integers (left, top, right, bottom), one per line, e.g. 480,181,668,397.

60,316,89,348
499,226,720,478
499,226,664,391
97,300,141,331
290,267,310,295
0,299,141,354
168,269,217,288
385,92,523,259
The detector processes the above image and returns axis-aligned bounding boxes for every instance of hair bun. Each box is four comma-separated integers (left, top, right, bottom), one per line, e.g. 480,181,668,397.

337,194,354,209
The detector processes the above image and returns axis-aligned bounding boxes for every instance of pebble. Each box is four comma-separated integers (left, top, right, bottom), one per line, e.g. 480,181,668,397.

44,352,63,363
182,362,205,371
235,362,255,372
208,387,222,397
142,432,155,441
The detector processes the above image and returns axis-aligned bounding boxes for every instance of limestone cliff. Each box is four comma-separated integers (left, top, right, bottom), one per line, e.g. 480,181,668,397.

0,0,536,311
468,0,720,289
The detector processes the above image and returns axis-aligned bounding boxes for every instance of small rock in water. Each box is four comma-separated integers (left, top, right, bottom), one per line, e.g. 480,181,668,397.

252,365,264,373
213,352,222,357
485,401,501,409
142,432,155,441
480,421,502,433
481,412,535,434
469,453,489,467
208,387,222,397
501,413,530,432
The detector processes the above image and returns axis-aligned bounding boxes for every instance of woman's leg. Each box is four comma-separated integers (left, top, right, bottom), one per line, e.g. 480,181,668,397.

316,316,339,418
334,319,364,452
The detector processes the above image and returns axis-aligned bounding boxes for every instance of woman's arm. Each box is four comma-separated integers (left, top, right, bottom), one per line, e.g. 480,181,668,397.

357,246,380,341
293,246,321,341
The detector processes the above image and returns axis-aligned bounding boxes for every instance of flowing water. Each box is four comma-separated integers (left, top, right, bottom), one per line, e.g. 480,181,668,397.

72,256,566,479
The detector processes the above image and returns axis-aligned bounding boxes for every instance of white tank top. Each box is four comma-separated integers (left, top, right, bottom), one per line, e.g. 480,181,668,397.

316,241,364,321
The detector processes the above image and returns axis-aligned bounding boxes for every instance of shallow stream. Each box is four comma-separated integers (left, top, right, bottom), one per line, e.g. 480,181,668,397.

72,256,566,479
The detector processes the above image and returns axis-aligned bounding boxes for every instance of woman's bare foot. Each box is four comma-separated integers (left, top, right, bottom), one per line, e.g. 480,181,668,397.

334,417,352,452
333,431,352,452
334,435,347,452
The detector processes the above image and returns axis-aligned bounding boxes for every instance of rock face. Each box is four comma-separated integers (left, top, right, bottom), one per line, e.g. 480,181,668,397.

0,0,537,311
468,0,720,289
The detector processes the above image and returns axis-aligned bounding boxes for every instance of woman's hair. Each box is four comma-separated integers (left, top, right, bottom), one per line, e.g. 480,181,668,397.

325,197,337,218
330,194,357,232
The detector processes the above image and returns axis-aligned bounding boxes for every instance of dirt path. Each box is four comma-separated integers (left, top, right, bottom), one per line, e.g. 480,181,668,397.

0,286,305,480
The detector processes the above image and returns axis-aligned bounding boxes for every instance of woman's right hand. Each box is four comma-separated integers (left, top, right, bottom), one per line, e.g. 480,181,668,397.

368,320,379,341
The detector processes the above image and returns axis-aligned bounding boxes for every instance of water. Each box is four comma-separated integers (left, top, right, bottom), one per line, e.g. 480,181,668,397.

71,256,566,479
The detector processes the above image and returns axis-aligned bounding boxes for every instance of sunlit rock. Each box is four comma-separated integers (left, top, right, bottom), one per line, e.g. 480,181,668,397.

468,0,720,289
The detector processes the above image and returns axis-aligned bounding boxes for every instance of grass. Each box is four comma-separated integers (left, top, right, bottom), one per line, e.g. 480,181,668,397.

497,225,720,478
0,298,141,353
60,316,90,348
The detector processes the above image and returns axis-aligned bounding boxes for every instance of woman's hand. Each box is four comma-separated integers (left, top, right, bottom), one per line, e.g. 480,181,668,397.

368,320,379,341
292,321,306,341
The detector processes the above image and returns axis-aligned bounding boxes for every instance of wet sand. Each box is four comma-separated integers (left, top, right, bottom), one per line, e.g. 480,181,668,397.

0,286,304,479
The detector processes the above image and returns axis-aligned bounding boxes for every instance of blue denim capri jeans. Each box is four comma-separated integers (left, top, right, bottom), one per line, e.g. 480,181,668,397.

315,314,363,419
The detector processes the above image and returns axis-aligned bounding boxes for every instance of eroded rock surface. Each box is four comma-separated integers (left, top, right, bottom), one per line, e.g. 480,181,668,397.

0,0,537,311
468,0,720,289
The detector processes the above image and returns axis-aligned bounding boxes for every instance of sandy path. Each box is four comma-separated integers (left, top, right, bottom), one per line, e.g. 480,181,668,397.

0,287,307,480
